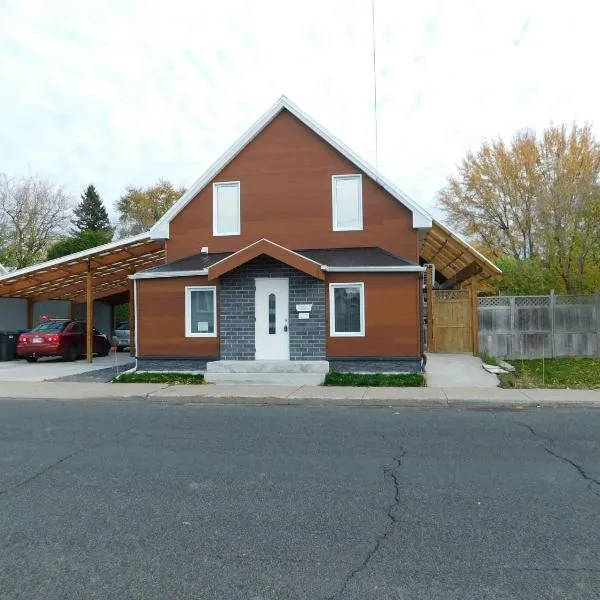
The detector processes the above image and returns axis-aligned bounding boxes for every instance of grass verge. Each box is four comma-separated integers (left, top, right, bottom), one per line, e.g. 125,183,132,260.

480,353,498,366
324,371,425,387
114,372,205,385
499,358,600,389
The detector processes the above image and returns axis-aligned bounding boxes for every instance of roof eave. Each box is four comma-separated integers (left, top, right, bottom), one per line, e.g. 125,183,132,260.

323,266,425,273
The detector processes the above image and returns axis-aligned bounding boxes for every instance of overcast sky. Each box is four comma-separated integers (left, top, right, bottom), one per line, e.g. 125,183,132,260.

1,0,599,222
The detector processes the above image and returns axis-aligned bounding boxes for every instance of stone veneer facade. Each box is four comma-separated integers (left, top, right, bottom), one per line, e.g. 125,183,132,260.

219,256,326,361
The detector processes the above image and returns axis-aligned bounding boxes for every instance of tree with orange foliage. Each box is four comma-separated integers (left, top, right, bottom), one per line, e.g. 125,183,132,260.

439,124,600,293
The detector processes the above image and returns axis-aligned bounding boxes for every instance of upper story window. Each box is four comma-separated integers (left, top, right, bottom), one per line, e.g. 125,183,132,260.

332,174,363,231
213,181,240,236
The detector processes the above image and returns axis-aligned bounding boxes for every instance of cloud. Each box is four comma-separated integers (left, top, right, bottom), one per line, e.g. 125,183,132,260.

1,0,599,224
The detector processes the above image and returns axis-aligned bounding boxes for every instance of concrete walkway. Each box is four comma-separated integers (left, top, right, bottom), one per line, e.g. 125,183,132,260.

425,353,500,388
0,381,598,408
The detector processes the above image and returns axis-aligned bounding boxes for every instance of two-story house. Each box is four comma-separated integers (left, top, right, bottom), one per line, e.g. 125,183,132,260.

132,97,433,381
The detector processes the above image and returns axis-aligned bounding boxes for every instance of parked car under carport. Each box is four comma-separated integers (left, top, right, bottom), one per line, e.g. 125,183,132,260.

112,321,130,351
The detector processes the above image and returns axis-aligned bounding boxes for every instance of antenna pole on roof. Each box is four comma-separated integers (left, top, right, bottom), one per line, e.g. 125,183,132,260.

371,0,379,178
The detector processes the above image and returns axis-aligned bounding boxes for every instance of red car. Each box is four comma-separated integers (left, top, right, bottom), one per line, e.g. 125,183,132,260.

17,319,111,362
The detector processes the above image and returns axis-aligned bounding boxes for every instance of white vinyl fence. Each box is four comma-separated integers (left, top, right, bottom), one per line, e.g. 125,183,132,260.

478,293,600,359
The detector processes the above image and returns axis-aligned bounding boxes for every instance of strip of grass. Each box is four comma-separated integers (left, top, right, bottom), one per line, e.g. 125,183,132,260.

114,372,205,385
499,358,600,389
324,371,425,387
480,353,498,366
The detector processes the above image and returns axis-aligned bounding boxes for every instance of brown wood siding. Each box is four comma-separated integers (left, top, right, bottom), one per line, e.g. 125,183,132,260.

168,110,418,262
326,273,420,358
137,277,219,357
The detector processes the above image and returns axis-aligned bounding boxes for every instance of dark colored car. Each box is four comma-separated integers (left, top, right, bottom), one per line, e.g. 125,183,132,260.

17,319,111,362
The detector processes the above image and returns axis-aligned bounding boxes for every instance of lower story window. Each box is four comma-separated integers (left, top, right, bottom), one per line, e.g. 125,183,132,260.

185,286,217,337
330,282,365,336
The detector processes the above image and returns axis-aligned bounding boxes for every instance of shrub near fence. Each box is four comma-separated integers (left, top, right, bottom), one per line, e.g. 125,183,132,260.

478,293,600,359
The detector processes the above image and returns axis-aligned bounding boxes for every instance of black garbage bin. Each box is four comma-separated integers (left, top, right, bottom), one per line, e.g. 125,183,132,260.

0,332,18,361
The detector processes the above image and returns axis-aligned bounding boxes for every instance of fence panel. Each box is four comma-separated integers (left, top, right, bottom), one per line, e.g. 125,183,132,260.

478,293,600,359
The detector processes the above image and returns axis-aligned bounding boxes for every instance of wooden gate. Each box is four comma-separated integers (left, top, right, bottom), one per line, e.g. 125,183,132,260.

429,289,477,353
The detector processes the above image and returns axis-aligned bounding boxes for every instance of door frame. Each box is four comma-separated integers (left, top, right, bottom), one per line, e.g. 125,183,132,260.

254,277,290,360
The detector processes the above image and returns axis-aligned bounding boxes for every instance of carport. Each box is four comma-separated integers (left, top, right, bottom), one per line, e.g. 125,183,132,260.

0,233,165,362
420,220,502,354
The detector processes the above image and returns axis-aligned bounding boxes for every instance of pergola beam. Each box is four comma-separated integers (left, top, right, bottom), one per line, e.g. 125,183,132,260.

438,262,481,290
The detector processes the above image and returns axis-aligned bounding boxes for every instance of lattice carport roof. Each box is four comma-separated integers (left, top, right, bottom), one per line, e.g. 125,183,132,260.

0,233,165,302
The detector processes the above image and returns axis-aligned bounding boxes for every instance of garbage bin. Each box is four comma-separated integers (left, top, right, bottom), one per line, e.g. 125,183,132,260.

0,332,18,361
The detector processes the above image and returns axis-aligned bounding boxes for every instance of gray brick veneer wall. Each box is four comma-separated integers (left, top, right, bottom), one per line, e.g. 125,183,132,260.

219,256,326,360
328,358,422,373
137,358,214,372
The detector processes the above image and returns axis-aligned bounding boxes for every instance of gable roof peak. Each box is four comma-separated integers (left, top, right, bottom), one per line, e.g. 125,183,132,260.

150,96,432,239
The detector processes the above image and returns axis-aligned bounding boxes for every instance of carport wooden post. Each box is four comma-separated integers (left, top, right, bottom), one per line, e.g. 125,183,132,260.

86,260,93,363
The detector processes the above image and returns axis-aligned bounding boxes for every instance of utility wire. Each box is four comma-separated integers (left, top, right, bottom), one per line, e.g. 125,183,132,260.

372,0,379,174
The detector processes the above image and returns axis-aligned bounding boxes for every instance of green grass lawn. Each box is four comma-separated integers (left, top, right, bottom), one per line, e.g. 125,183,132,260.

499,358,600,389
114,372,205,385
324,371,425,387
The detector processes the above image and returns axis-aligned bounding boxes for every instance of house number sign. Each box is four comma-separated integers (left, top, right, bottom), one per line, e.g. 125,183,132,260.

295,304,312,312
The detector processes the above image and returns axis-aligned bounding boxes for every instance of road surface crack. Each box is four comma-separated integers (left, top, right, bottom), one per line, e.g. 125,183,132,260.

325,447,405,600
0,444,91,497
0,424,136,498
519,423,600,499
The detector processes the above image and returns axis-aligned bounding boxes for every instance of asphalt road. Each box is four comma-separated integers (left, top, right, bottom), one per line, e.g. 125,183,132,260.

0,401,599,599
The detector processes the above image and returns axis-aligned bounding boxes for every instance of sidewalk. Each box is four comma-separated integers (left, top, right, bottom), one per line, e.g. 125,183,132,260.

0,382,599,408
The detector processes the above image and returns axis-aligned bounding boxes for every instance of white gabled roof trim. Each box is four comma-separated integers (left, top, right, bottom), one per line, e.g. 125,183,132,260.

130,270,208,280
0,232,152,282
322,265,425,273
150,96,433,239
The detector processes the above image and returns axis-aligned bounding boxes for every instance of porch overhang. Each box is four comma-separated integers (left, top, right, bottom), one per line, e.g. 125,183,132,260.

207,239,325,281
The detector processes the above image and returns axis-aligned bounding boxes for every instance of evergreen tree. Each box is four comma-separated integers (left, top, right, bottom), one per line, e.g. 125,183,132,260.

71,184,113,235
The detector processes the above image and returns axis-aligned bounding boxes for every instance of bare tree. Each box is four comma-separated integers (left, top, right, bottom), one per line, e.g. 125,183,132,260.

0,174,72,268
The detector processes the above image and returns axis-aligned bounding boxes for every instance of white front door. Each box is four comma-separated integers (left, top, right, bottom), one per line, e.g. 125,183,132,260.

255,278,289,360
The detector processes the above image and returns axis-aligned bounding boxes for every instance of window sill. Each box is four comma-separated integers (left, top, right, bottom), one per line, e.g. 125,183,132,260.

330,332,366,337
185,333,218,338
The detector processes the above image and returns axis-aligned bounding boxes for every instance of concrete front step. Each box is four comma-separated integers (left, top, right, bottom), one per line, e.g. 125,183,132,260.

206,360,329,374
204,372,326,385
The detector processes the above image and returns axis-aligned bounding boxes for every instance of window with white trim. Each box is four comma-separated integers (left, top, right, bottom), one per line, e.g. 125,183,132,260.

213,181,240,236
332,174,362,231
185,286,217,337
329,283,365,336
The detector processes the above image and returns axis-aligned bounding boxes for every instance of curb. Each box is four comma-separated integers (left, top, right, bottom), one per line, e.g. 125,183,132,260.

1,395,599,409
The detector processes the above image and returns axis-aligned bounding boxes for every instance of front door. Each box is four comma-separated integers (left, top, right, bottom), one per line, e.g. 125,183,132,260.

255,278,289,360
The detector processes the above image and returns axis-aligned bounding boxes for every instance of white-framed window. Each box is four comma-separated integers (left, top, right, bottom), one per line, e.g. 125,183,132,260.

213,181,240,236
332,174,363,231
185,286,217,337
329,282,365,337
